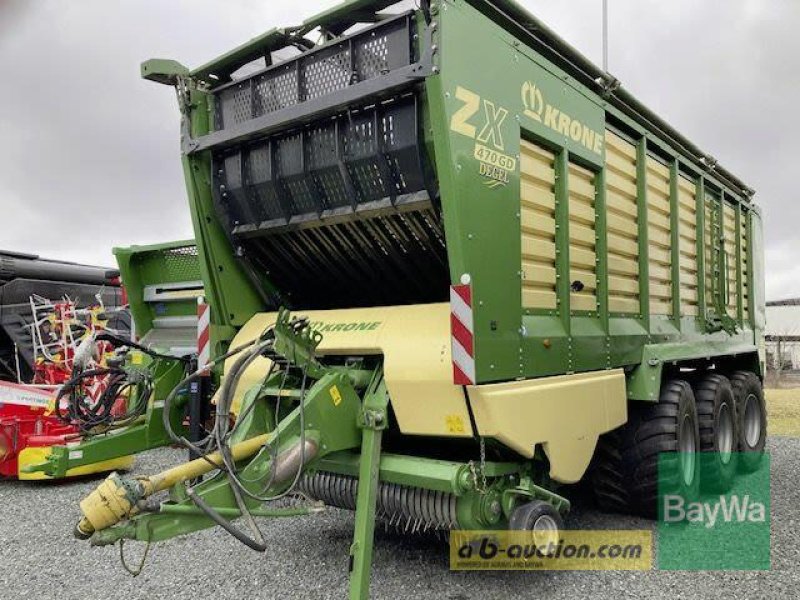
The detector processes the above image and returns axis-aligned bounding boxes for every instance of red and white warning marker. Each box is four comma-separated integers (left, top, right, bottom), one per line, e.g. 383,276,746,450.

197,296,211,375
450,282,475,386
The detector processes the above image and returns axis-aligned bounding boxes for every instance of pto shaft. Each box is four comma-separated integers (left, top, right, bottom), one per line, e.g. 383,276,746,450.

75,432,272,537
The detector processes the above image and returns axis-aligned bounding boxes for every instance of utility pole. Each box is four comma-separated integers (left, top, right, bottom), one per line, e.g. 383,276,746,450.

602,0,609,72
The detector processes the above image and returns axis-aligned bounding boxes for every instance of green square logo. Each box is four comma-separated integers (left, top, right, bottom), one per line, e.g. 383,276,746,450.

657,452,770,570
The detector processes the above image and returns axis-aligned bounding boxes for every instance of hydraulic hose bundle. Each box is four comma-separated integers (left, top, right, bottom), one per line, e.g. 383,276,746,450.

55,366,153,433
157,317,316,551
74,311,336,560
55,331,189,435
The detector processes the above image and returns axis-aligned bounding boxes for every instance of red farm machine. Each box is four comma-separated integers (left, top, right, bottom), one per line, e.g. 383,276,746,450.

0,242,207,480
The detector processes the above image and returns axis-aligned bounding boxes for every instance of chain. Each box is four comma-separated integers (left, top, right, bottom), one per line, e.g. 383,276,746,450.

479,436,487,492
468,437,489,494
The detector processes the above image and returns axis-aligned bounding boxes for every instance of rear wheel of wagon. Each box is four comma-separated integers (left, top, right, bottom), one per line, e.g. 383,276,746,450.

693,373,738,492
591,379,700,518
729,370,767,473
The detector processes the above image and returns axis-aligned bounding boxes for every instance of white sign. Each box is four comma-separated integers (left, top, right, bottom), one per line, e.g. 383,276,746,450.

0,381,55,409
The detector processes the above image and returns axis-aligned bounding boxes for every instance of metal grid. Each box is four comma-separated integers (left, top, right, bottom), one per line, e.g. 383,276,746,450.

246,207,448,309
137,245,201,284
212,96,425,230
213,14,412,131
303,44,352,101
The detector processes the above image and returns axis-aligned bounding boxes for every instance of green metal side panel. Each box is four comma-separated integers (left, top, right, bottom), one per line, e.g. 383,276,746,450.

178,84,271,357
426,0,762,391
114,240,201,338
428,0,606,382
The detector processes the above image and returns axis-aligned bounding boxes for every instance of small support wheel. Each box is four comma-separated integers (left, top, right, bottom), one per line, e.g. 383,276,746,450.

73,520,92,541
508,500,563,555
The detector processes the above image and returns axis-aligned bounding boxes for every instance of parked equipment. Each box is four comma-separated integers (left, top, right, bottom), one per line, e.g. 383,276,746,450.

14,241,205,480
0,250,126,383
0,252,135,478
76,1,766,598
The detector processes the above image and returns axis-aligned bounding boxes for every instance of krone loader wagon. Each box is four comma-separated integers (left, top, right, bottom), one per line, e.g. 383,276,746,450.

77,1,767,597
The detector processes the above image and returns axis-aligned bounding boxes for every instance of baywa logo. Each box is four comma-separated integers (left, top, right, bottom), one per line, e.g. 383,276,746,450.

657,452,771,571
521,81,604,157
662,494,766,529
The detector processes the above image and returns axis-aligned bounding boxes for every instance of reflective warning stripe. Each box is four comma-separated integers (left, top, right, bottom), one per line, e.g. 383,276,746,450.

450,284,475,385
197,298,210,374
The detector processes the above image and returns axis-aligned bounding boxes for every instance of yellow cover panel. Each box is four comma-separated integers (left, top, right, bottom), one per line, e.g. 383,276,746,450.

467,370,627,483
225,304,472,438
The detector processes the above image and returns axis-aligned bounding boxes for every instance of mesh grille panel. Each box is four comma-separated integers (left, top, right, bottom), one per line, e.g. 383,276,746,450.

148,246,200,283
355,31,391,79
303,44,352,100
212,96,424,231
254,66,299,115
207,14,445,309
213,15,412,131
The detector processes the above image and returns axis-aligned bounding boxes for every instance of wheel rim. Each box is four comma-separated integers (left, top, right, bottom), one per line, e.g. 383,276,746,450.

532,515,560,552
679,414,696,486
718,403,734,464
743,393,762,448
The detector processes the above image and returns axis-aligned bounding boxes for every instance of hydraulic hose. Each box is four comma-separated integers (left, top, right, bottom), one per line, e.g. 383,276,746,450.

55,330,190,433
78,317,319,553
55,366,153,433
186,488,267,552
158,319,315,550
160,333,274,457
95,331,191,363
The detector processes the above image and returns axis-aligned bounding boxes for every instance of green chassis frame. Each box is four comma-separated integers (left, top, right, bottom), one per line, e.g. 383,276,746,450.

89,310,568,600
23,354,190,478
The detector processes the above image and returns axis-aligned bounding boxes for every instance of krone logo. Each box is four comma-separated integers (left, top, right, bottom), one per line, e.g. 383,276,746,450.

521,81,545,122
520,80,605,156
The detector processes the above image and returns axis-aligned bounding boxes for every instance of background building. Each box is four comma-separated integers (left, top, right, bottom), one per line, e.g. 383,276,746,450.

766,299,800,382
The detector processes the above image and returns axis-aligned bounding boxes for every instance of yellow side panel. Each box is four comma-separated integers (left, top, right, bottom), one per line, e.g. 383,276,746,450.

723,203,738,315
646,157,672,314
17,447,134,481
605,130,640,314
226,304,472,438
677,175,698,316
704,197,715,310
568,161,597,312
520,140,557,310
467,370,627,483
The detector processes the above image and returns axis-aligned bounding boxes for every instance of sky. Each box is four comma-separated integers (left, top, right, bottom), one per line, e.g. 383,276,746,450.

0,0,798,300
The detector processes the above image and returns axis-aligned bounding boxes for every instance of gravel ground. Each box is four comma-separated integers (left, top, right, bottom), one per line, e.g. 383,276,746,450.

1,437,797,600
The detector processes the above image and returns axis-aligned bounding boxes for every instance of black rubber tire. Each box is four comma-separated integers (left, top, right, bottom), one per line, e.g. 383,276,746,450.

591,379,700,519
693,373,738,492
508,500,563,554
729,370,767,473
